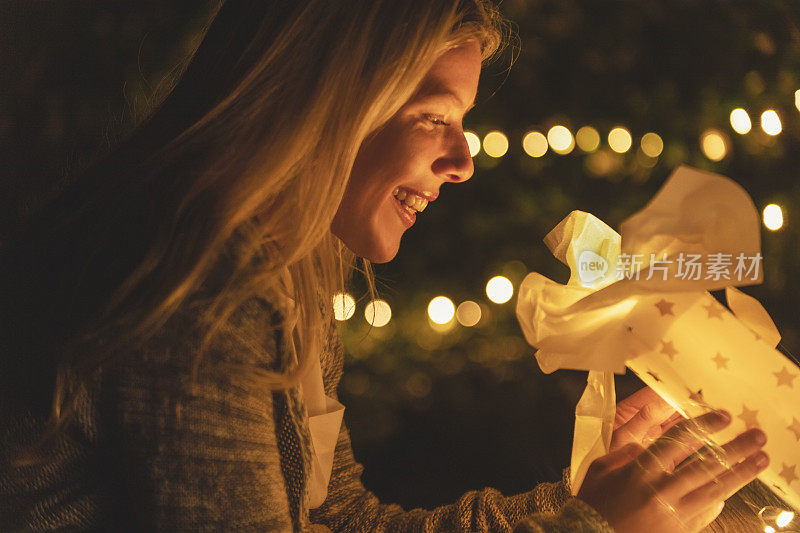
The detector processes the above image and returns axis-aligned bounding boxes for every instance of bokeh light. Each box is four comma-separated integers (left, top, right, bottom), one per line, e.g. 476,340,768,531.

483,131,509,157
332,292,355,321
796,90,800,112
640,132,663,157
547,125,574,154
364,299,391,327
464,131,481,157
700,129,728,161
730,108,752,134
576,126,600,152
428,296,455,324
761,110,782,135
486,276,514,304
763,203,784,230
608,127,632,153
456,300,482,327
522,131,548,157
776,511,794,527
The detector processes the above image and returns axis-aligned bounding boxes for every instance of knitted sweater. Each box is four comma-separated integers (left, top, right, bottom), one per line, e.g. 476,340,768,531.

0,291,615,532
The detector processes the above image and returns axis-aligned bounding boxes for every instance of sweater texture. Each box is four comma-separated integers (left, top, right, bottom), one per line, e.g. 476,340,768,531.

1,291,615,532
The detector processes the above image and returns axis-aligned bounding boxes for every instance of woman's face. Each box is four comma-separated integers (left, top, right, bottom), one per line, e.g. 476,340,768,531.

332,41,482,263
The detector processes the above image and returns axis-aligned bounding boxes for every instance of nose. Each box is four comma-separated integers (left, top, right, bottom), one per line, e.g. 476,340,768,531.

432,129,474,183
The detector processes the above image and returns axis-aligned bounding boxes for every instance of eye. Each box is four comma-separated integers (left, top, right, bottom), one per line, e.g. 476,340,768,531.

423,113,450,127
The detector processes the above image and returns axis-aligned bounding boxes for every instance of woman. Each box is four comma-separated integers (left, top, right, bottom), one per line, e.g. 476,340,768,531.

0,1,769,531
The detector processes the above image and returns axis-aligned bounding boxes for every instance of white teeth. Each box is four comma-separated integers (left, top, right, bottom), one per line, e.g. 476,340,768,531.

392,188,429,213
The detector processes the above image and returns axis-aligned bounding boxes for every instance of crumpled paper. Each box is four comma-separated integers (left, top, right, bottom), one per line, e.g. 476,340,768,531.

516,165,799,511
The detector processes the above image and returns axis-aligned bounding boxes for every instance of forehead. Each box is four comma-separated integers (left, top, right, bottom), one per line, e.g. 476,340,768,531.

411,42,482,108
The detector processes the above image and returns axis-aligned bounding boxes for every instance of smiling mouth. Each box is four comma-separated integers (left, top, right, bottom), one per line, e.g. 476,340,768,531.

392,187,431,212
392,194,417,228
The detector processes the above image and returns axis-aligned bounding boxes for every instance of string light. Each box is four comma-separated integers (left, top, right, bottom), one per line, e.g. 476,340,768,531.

576,126,600,152
547,125,574,154
640,132,664,158
700,129,728,161
796,90,800,112
763,204,784,231
522,131,548,157
776,511,794,527
464,131,481,157
486,276,514,304
760,506,796,531
428,296,455,325
483,131,509,157
332,292,356,321
456,300,482,327
730,108,752,134
761,110,782,135
364,299,391,327
608,127,632,153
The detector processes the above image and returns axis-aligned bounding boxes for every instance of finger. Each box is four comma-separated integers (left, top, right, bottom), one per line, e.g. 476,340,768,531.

638,410,732,475
679,451,769,517
660,411,684,433
615,387,671,427
683,501,725,533
611,400,677,450
591,442,645,474
661,428,767,499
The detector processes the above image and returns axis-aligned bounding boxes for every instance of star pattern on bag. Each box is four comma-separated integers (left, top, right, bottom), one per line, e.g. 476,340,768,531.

774,367,797,388
703,301,725,319
779,463,798,486
738,404,760,429
654,299,675,316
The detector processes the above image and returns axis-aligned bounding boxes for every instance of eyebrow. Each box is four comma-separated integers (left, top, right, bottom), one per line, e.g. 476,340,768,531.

416,88,476,113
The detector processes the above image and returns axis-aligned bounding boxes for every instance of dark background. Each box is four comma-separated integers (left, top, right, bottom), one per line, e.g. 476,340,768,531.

3,0,800,511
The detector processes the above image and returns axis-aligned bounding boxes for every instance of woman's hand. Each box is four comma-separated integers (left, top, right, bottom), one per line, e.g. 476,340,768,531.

577,410,769,533
611,386,682,452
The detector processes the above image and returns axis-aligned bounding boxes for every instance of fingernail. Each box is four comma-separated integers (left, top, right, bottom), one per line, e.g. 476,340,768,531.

753,430,767,446
716,409,731,422
755,452,769,468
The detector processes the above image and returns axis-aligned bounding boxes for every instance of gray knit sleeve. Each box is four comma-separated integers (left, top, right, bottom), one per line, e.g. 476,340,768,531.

102,298,294,532
309,328,615,532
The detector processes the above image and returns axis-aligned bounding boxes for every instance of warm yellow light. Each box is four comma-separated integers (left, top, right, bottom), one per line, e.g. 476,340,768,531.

486,276,514,304
428,296,455,325
765,526,775,533
575,126,600,152
364,299,391,327
730,108,752,134
761,110,782,135
456,300,482,327
464,131,481,157
700,129,728,161
483,131,509,157
332,292,356,321
764,204,784,230
608,127,632,153
522,131,548,157
547,125,574,154
776,511,794,527
640,132,663,157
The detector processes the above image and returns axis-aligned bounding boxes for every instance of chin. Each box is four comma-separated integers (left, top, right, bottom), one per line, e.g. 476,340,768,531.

364,241,400,263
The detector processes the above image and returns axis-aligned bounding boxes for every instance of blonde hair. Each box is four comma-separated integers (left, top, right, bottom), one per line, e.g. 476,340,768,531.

0,0,509,461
